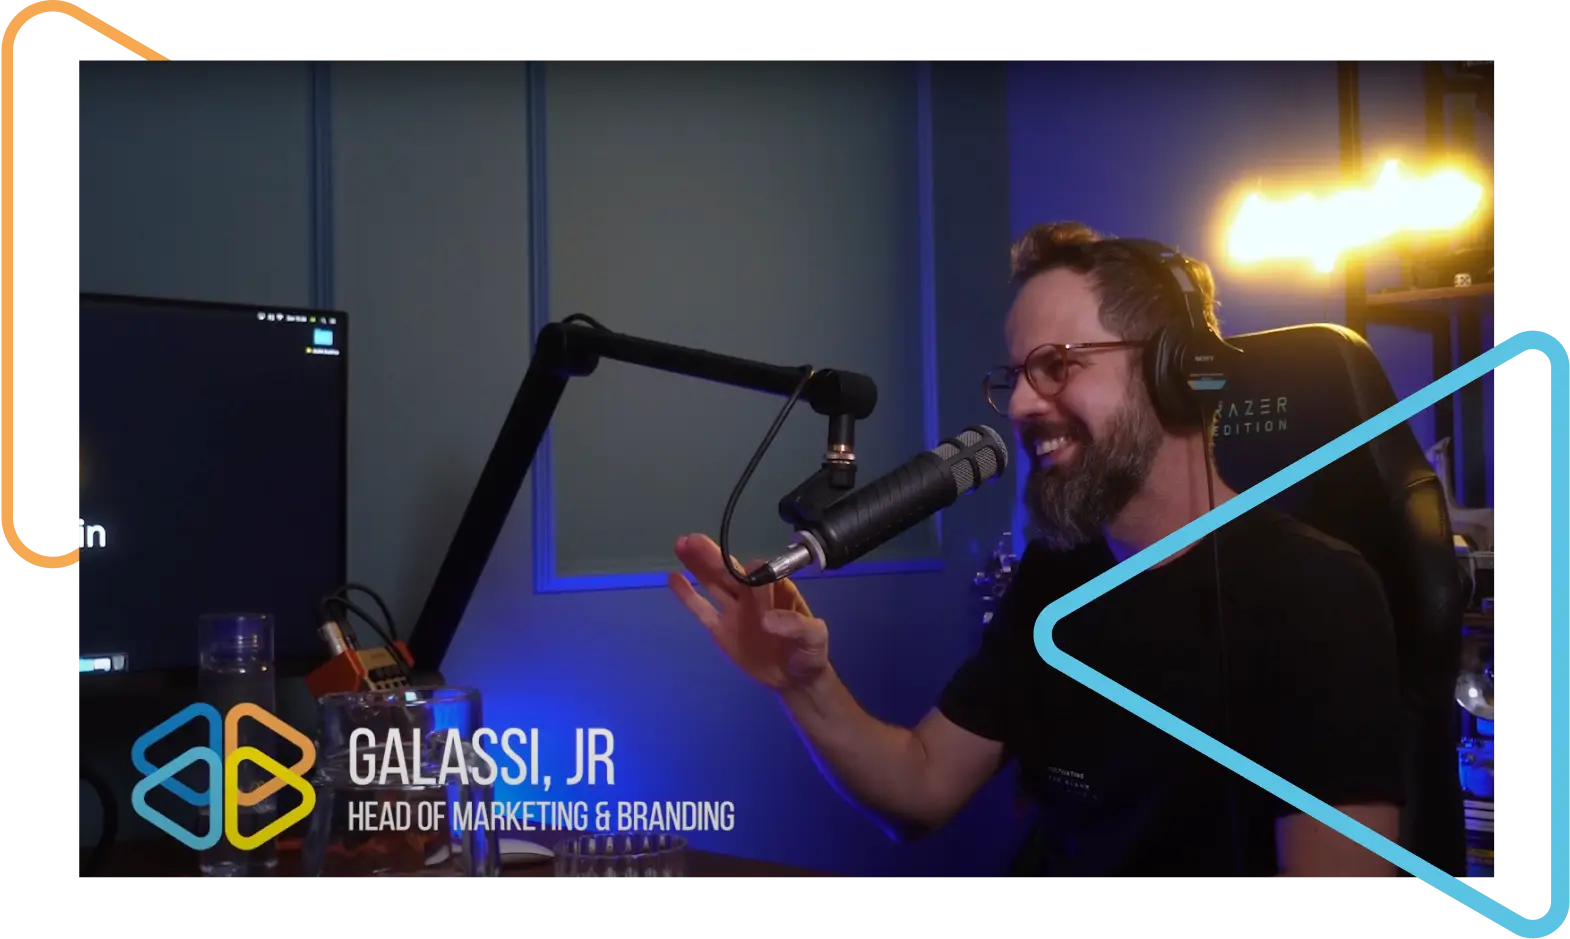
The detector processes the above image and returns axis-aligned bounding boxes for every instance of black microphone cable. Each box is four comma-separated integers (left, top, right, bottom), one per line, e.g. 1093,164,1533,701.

557,310,813,590
1199,402,1246,876
720,367,816,588
319,582,412,675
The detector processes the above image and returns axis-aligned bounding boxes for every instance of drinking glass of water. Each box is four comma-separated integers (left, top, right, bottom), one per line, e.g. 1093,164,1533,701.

553,833,687,877
301,686,501,876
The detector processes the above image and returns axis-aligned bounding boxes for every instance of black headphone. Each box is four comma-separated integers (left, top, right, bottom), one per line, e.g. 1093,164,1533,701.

1109,238,1245,431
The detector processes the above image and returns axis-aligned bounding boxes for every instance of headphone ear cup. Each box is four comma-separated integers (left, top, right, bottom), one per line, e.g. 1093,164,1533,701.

1144,324,1196,429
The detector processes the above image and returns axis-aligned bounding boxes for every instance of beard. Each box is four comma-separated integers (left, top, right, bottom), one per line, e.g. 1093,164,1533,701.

1021,387,1164,551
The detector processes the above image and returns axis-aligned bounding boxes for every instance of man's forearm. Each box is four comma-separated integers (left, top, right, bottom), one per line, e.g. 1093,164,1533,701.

777,668,942,838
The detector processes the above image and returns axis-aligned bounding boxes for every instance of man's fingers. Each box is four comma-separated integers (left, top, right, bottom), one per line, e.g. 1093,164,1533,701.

674,533,727,574
672,534,745,611
771,578,814,617
673,533,814,619
674,534,746,600
760,609,823,645
666,572,723,632
737,558,778,613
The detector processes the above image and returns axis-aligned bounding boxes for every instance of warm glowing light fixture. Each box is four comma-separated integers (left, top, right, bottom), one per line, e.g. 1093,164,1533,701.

1226,159,1486,273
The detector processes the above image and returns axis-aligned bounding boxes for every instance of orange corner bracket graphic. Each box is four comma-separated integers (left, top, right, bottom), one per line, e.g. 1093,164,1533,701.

2,2,165,568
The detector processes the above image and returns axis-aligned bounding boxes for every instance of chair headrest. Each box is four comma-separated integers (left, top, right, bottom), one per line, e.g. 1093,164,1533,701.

1212,323,1433,508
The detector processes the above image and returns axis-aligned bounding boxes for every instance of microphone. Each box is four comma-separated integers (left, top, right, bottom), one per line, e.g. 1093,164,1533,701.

750,425,1010,584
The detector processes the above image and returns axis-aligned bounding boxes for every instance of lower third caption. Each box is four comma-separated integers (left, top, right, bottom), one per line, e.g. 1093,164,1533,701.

349,800,737,834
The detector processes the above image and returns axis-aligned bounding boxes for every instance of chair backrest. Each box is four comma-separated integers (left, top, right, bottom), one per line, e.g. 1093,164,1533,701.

1212,322,1467,876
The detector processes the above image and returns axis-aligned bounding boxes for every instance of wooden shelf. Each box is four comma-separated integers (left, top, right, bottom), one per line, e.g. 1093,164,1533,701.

1366,282,1494,308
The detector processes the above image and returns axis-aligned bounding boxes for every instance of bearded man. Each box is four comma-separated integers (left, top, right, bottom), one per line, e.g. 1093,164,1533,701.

666,221,1406,876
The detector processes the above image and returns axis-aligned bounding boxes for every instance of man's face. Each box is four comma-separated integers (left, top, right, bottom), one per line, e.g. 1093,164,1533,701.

1004,268,1165,549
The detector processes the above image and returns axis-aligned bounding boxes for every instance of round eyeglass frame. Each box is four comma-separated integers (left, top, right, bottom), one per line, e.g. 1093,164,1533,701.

982,340,1147,414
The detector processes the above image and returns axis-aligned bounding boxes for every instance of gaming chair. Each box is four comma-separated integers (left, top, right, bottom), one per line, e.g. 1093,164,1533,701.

1213,322,1468,876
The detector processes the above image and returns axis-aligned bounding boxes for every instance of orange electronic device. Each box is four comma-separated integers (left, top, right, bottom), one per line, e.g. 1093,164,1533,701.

306,584,416,697
306,620,414,697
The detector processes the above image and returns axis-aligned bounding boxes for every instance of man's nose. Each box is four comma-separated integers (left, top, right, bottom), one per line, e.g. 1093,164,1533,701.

1008,375,1051,423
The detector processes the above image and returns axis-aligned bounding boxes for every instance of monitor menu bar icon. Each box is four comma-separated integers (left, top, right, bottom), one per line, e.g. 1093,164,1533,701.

256,311,337,325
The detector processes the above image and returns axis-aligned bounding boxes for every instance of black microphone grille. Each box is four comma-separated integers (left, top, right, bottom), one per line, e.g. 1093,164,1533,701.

934,425,1009,495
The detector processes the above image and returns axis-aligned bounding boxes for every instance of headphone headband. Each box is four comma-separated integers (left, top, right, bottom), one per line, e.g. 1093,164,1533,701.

1104,237,1243,429
1106,238,1212,334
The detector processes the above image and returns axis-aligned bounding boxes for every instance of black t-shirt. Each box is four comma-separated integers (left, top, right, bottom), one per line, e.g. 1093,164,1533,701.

939,505,1405,876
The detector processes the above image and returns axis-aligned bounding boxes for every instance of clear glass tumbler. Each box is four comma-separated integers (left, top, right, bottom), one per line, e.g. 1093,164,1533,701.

300,686,501,876
553,833,687,877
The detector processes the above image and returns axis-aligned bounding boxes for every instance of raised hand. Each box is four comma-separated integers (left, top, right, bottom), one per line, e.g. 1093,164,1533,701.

666,533,829,691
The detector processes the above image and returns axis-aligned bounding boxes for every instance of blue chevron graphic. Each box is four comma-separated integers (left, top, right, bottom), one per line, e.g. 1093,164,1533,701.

131,706,222,810
1036,331,1563,939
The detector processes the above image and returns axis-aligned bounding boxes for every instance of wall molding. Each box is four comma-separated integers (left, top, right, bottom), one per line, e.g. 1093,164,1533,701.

529,63,945,594
308,62,336,311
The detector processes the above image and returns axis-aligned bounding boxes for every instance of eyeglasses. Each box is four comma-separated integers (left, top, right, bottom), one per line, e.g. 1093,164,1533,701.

983,341,1147,415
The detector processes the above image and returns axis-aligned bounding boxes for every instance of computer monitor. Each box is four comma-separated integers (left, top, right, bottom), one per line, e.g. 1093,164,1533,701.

79,293,348,682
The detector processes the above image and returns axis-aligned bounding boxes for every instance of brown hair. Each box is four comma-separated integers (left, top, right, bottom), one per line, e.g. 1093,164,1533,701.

1008,221,1220,341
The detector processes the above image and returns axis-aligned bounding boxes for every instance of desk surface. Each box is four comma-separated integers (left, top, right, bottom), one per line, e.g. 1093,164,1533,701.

86,831,828,877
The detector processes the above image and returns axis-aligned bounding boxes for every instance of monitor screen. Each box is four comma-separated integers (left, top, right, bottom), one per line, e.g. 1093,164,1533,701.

79,293,347,677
